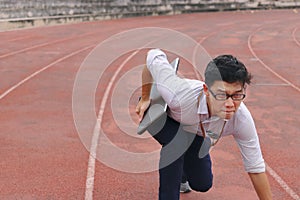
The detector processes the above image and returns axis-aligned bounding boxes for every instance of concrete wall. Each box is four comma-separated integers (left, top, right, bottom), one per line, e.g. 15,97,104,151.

1,0,300,30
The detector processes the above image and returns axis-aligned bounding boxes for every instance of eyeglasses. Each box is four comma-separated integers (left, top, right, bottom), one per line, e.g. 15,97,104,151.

208,87,245,101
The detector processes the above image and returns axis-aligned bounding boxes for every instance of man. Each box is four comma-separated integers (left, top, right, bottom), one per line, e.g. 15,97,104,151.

136,49,272,200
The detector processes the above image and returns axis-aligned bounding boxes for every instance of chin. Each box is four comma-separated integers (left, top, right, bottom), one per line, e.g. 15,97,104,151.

218,114,230,120
216,111,235,120
225,115,233,120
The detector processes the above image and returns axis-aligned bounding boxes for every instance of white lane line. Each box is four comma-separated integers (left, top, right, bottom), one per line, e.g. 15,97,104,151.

0,32,96,59
266,164,300,200
292,27,300,47
84,49,141,200
85,119,100,200
248,26,300,93
248,27,300,200
5,35,33,43
0,45,95,100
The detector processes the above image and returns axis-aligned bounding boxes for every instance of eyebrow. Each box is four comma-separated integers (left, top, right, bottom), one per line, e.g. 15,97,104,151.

216,88,243,93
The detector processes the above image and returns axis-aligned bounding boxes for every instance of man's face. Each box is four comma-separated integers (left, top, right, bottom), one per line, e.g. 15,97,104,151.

204,81,245,120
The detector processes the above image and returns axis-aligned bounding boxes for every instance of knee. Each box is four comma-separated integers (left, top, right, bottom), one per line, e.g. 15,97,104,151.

190,182,212,193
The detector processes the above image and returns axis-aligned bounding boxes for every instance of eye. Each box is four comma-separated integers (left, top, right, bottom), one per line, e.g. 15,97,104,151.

215,93,227,100
232,93,246,100
216,93,227,97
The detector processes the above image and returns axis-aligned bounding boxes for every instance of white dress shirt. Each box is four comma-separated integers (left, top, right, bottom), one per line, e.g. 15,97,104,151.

146,49,265,173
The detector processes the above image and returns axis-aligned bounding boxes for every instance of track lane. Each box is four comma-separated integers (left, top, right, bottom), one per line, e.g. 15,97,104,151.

0,47,93,199
184,11,300,199
0,9,299,200
248,23,300,92
247,18,300,199
0,45,95,100
91,12,267,200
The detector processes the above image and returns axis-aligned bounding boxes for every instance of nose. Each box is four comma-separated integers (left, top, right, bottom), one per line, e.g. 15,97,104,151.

224,97,234,107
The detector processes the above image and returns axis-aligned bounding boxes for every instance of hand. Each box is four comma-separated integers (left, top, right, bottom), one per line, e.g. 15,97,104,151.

135,98,151,122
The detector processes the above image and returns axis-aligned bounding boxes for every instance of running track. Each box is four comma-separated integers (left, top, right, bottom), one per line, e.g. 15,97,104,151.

0,9,299,199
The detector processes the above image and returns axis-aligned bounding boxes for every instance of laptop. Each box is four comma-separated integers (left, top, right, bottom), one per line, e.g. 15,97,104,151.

137,58,179,135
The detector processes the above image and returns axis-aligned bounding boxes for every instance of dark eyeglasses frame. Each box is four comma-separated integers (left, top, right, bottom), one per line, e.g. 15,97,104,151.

208,87,246,101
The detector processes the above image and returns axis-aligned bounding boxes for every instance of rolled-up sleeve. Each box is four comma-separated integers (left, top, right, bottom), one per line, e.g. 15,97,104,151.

146,49,184,106
233,104,266,173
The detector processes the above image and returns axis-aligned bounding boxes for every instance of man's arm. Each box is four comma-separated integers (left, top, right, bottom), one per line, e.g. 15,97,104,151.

233,104,272,199
141,65,153,101
135,65,152,122
248,172,272,200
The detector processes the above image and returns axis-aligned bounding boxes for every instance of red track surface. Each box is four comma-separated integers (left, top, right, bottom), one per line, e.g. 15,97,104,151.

0,9,299,199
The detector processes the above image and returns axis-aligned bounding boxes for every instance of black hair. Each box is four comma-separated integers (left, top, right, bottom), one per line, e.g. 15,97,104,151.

204,55,252,88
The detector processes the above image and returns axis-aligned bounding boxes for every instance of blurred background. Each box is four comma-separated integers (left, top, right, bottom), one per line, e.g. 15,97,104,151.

1,0,300,30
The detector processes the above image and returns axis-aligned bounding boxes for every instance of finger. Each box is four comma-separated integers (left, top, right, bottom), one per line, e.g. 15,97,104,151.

135,107,140,114
135,102,142,114
138,110,144,122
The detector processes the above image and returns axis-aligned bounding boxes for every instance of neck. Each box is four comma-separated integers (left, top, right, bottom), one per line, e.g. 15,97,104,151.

206,96,212,117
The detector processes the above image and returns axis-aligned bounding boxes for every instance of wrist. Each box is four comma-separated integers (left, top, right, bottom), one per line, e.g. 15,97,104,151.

141,95,150,101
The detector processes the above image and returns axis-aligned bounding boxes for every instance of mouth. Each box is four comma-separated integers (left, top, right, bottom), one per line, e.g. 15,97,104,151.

223,110,235,113
223,110,235,118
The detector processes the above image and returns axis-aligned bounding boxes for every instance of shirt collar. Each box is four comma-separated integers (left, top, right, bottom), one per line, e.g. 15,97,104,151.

198,93,209,115
197,94,222,123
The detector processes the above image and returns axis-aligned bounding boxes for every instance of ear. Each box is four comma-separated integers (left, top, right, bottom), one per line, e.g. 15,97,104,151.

203,84,209,96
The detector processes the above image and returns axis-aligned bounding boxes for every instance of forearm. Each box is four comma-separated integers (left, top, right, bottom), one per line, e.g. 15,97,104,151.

249,172,272,200
141,65,153,100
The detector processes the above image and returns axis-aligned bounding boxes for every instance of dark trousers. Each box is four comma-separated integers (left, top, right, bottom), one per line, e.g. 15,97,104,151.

150,116,213,200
